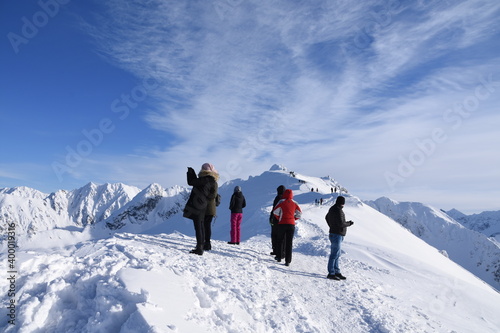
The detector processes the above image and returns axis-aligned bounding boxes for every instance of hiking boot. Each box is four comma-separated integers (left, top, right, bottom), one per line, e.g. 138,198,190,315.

335,273,347,280
327,274,340,280
189,249,203,255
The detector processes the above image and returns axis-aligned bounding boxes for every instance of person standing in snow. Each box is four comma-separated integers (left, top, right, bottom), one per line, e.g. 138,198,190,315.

273,189,302,266
183,163,219,255
228,186,246,245
325,196,354,280
269,185,286,256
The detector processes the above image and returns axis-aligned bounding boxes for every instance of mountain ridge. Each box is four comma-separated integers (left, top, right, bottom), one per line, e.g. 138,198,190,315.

446,208,500,242
365,197,500,289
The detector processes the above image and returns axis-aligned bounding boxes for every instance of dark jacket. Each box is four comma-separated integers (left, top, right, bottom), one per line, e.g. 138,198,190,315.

325,204,353,236
269,185,285,225
229,189,246,213
183,168,218,221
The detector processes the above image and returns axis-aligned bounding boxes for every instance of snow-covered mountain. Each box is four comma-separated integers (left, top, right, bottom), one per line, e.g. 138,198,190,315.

49,182,142,226
365,197,500,289
1,165,499,332
0,186,69,242
446,208,500,243
104,183,190,231
0,182,141,245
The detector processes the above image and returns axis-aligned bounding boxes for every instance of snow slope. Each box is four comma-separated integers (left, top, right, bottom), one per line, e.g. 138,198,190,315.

366,197,500,289
1,166,499,332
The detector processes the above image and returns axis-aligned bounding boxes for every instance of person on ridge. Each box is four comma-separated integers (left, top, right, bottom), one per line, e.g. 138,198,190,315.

228,186,246,245
325,196,354,280
269,185,285,256
183,163,219,255
273,189,301,266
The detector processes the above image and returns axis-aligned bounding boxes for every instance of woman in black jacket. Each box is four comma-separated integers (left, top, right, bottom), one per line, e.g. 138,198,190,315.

183,163,219,255
228,186,246,244
269,185,285,256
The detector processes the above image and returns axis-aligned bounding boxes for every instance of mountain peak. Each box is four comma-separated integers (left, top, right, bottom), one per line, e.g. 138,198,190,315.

0,186,48,200
269,164,287,172
446,208,466,218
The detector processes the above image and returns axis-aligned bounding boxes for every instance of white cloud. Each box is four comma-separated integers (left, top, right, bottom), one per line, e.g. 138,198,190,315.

69,0,500,213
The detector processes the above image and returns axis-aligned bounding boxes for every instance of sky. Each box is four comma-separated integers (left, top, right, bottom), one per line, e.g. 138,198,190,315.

1,0,499,214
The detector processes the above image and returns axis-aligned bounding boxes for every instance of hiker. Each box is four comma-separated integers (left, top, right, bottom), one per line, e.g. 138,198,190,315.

325,196,354,280
228,186,246,245
273,189,302,266
183,163,219,255
269,185,285,256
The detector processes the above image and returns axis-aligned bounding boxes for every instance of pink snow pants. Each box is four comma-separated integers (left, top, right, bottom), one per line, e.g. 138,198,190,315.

230,213,243,243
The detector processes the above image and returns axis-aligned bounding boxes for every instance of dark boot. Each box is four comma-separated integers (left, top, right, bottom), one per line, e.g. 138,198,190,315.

189,248,203,255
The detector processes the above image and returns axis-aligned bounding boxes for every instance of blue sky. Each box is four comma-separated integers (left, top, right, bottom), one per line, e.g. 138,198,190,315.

1,0,499,214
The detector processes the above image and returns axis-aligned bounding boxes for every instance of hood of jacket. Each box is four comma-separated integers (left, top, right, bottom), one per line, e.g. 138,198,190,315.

198,170,220,181
282,189,293,200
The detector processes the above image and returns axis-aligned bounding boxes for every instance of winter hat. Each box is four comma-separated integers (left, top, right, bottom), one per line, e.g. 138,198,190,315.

234,186,242,193
336,196,345,205
277,185,285,195
201,163,217,173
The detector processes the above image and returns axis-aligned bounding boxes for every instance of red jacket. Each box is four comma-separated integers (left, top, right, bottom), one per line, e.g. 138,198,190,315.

273,189,302,225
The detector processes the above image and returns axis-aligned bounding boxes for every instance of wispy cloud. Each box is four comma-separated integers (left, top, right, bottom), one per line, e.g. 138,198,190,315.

71,0,500,212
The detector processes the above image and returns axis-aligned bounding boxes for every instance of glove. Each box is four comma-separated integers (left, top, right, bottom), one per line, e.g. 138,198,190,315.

349,220,354,226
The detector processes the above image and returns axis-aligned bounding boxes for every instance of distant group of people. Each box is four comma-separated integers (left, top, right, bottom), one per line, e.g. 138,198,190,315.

312,187,338,193
183,163,354,280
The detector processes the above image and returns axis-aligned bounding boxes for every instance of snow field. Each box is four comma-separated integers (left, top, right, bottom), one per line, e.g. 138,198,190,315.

3,227,499,332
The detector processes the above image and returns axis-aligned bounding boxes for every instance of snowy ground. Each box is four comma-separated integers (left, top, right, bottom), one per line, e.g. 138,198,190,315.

2,197,499,333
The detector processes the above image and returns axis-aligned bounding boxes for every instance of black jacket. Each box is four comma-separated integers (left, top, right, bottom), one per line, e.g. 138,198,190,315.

325,204,353,236
269,185,285,225
183,168,218,221
229,191,246,213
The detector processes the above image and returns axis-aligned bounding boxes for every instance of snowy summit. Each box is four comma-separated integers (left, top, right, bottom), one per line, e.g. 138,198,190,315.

0,166,499,332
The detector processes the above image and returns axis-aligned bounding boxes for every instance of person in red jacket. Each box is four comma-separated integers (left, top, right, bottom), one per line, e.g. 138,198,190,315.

273,189,302,266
